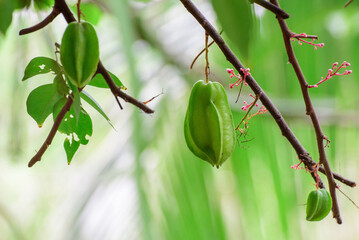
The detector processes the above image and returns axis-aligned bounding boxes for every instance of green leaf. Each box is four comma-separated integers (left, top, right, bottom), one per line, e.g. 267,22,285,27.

34,0,52,9
0,0,15,35
80,91,114,128
88,71,126,89
64,137,80,165
70,3,103,25
211,0,255,60
53,98,93,145
67,78,81,123
26,84,64,127
22,57,61,81
53,74,69,95
14,0,31,10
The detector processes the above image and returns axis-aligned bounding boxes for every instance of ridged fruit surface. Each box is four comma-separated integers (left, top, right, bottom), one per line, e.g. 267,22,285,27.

306,189,332,221
60,22,99,88
184,80,235,167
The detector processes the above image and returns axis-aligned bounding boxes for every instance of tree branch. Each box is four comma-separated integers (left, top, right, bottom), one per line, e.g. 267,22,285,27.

28,96,73,167
344,0,354,7
179,0,355,196
22,0,155,167
269,0,341,224
54,0,154,114
19,7,60,35
19,0,154,114
97,62,154,114
252,0,290,19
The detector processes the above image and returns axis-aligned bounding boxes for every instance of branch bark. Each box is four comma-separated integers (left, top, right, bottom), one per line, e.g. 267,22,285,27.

28,96,73,167
21,0,155,167
269,0,341,224
252,0,289,19
179,0,356,223
19,0,154,114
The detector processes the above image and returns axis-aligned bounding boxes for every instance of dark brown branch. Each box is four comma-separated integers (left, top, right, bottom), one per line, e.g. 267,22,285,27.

19,7,60,35
23,0,154,167
97,62,154,114
269,0,341,224
179,0,355,190
321,169,357,187
179,0,323,185
55,0,154,114
28,97,73,167
345,0,354,7
252,0,290,19
291,34,318,40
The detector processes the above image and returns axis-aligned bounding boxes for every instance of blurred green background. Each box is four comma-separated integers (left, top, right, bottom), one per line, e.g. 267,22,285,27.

0,0,359,239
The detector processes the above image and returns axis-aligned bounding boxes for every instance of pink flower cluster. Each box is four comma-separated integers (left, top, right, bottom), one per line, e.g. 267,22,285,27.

241,93,258,111
290,33,324,50
226,68,250,89
308,61,352,88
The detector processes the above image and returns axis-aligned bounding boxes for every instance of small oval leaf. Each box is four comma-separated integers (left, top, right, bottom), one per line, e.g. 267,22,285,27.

26,84,63,127
22,57,61,81
211,0,255,60
53,98,93,145
64,137,80,165
89,71,126,89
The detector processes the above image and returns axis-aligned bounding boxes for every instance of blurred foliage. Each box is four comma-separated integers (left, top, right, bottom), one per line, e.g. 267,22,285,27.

0,0,359,240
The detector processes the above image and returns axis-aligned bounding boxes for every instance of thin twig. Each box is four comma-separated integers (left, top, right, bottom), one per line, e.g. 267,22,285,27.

344,0,354,7
56,0,154,114
337,187,359,209
179,0,355,191
252,0,290,19
205,32,209,83
97,62,154,114
143,89,164,104
19,0,155,113
269,0,341,224
235,95,259,130
28,97,73,167
191,40,215,69
22,0,154,167
19,7,60,35
291,34,318,40
190,30,223,69
77,0,81,22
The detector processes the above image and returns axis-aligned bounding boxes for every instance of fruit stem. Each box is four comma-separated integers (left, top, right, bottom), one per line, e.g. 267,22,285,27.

77,0,81,22
205,32,209,83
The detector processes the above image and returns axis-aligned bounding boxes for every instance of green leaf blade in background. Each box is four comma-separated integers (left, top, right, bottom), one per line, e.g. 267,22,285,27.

14,0,31,10
70,2,104,25
0,0,15,35
33,0,52,9
88,71,126,89
26,84,63,127
53,73,69,95
211,0,255,60
80,91,113,127
22,57,61,81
